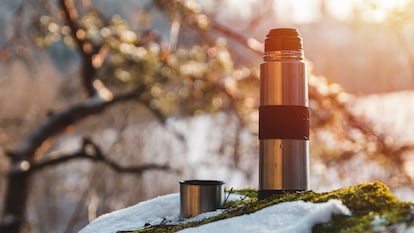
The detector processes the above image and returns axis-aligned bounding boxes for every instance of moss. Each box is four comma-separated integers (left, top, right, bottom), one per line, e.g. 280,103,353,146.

223,188,258,209
227,188,258,199
311,182,413,233
128,182,413,233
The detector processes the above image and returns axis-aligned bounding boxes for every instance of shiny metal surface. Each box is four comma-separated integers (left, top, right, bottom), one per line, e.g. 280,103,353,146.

259,49,309,198
260,61,307,106
259,139,309,190
179,180,224,218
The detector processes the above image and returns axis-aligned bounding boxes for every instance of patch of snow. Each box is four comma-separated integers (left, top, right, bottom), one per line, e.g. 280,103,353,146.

79,193,246,233
79,193,178,233
371,215,388,232
79,193,350,233
177,199,350,233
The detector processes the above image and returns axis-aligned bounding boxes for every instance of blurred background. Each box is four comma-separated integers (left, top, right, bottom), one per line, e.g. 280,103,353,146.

1,0,414,232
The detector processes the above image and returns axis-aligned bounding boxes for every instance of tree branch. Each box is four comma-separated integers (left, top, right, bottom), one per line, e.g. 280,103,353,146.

210,20,262,56
10,86,145,163
59,0,106,97
23,137,176,175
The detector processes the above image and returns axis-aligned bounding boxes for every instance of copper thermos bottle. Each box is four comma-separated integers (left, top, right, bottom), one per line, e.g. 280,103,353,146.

258,28,309,200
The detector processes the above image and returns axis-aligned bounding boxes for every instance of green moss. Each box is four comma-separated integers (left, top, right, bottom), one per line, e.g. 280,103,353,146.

311,182,413,233
223,188,258,209
128,182,413,233
227,188,258,199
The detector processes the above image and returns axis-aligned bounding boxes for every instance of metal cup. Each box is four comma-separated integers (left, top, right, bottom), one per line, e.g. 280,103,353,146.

179,180,225,218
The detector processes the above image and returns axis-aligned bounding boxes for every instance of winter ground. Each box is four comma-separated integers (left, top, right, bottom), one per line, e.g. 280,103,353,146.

79,193,351,233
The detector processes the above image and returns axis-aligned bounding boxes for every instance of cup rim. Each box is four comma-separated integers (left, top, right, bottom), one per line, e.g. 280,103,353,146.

179,179,224,186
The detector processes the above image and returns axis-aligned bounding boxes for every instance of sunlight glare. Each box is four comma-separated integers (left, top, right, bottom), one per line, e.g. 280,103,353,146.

361,0,409,22
348,0,410,22
278,0,413,23
273,0,320,23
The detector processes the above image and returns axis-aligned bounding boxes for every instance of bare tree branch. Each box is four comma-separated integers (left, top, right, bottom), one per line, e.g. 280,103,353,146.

59,0,106,97
23,138,176,175
210,20,262,56
10,86,145,164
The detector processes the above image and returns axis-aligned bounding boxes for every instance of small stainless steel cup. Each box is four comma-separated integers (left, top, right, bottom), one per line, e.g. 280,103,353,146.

179,180,224,218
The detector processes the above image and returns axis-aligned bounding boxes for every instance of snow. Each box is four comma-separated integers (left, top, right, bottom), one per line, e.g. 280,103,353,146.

79,193,178,233
177,199,350,233
79,193,244,233
79,193,350,233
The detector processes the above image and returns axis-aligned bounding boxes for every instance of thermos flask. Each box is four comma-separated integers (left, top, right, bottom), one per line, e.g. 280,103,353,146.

258,28,309,200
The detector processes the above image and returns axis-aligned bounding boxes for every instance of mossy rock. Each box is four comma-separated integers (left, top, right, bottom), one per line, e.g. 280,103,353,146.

128,182,413,233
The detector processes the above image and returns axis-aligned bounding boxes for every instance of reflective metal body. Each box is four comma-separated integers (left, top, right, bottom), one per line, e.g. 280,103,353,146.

179,180,224,218
259,49,309,199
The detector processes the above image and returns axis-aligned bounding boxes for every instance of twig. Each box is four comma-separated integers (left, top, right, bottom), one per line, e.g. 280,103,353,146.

223,187,233,207
169,13,181,52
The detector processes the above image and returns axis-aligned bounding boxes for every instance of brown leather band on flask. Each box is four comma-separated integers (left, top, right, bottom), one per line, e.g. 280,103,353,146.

258,28,309,200
259,105,309,140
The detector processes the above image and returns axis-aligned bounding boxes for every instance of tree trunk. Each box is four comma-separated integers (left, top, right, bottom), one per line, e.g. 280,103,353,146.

0,172,29,233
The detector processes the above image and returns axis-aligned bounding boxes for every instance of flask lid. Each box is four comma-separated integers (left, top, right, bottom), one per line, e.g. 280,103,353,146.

264,28,303,52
